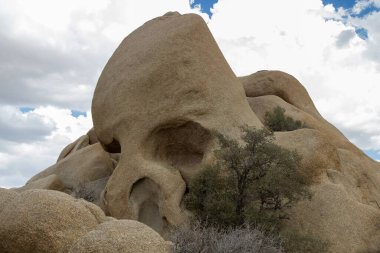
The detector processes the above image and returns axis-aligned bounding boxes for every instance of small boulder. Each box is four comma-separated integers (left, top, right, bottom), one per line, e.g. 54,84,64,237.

69,220,172,253
0,189,108,253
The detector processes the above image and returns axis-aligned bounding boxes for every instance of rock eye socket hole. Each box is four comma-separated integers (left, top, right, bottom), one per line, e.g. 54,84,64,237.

102,138,121,153
145,121,212,182
129,177,168,234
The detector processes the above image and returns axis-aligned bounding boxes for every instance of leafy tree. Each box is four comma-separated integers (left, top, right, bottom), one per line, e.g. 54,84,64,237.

185,127,311,230
264,106,303,131
185,166,237,227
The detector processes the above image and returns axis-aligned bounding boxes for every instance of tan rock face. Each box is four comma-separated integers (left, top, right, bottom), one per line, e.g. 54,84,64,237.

26,142,115,205
91,12,261,233
69,220,172,253
242,70,380,253
274,129,341,183
240,70,321,118
0,188,18,213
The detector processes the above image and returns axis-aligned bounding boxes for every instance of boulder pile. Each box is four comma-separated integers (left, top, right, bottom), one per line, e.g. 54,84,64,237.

1,12,379,253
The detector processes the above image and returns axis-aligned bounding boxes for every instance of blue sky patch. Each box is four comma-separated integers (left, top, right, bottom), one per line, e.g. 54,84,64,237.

355,27,369,40
323,0,379,17
323,0,356,10
322,0,378,40
364,149,380,161
19,107,34,113
71,110,87,118
190,0,218,18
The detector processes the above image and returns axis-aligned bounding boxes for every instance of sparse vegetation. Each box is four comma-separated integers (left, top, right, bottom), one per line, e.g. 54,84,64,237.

179,127,329,253
264,106,303,131
185,127,311,230
171,221,284,253
72,183,97,202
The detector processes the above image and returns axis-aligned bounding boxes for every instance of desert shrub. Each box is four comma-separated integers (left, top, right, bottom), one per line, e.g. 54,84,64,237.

72,183,97,202
171,222,284,253
182,127,329,252
185,127,311,230
264,106,303,131
185,166,237,227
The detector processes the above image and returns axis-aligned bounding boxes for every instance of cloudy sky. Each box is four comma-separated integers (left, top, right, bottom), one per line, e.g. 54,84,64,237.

0,0,379,188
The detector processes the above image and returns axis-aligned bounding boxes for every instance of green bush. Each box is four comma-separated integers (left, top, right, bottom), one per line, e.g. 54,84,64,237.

185,166,237,227
185,127,311,230
264,106,303,131
183,127,330,252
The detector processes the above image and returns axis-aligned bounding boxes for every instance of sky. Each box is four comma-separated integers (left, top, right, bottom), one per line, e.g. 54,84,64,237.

0,0,379,188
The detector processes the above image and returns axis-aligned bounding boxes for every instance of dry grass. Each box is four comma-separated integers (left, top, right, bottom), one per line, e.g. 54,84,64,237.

170,222,284,253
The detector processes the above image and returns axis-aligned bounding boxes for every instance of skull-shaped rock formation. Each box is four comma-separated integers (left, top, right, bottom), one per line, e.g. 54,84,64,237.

91,12,262,233
19,12,380,253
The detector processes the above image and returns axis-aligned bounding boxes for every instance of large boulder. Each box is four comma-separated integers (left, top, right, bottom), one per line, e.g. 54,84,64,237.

242,70,380,252
274,129,341,183
69,220,172,253
26,143,115,205
246,91,362,155
240,70,321,118
0,189,108,253
286,182,380,253
91,11,261,233
0,188,18,213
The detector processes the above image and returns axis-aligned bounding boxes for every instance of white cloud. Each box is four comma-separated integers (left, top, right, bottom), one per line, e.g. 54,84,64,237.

352,0,380,15
0,106,92,188
352,0,373,14
207,0,380,156
349,11,380,65
0,106,55,142
0,0,207,110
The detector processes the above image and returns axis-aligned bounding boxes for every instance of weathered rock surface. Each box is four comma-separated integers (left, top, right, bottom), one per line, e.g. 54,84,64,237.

0,189,171,253
241,70,321,118
0,189,108,253
246,88,362,155
274,129,341,183
91,11,261,233
0,188,18,213
243,70,380,253
26,143,115,204
69,220,172,253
